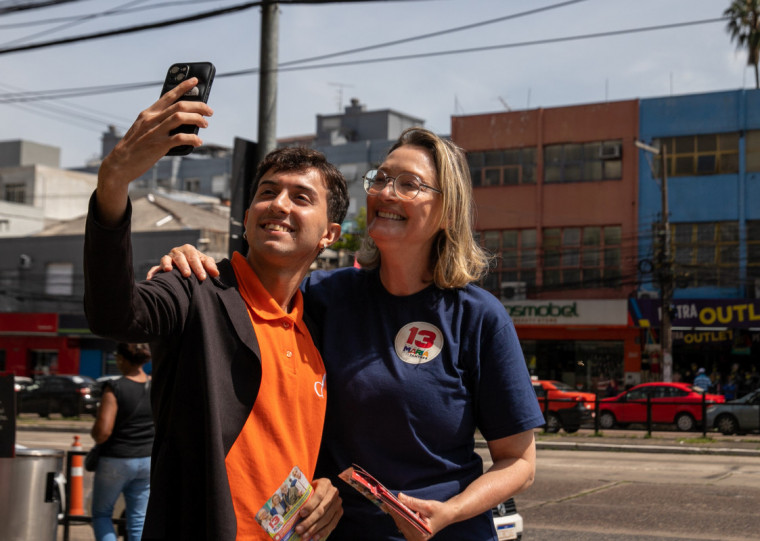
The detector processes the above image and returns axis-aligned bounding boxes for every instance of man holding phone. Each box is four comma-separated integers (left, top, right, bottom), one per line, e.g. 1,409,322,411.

83,75,346,540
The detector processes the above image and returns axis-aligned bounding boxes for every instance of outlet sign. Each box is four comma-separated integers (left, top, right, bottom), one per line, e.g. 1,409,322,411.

503,300,628,326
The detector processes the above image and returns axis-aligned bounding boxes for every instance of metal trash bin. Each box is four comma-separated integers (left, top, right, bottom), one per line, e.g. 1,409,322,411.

0,447,65,541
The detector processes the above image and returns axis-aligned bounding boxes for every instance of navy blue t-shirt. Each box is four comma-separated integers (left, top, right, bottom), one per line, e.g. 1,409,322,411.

303,267,544,541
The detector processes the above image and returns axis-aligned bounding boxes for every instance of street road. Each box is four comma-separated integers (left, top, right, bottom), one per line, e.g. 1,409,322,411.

480,447,760,541
16,430,760,541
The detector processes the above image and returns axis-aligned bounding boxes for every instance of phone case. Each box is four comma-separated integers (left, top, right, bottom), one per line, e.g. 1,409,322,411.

161,62,216,156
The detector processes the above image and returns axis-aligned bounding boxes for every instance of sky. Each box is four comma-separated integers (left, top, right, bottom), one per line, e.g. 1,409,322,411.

0,0,749,168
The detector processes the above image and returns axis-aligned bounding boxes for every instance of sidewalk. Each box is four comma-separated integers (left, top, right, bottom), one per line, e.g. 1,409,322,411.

18,414,760,456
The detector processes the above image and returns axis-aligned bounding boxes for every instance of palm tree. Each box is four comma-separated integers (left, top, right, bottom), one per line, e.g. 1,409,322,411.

725,0,760,89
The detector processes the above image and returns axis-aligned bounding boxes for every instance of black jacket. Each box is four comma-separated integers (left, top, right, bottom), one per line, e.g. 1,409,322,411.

84,193,262,540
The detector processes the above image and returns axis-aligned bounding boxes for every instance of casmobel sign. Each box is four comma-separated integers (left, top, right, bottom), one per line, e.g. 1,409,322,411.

503,300,627,326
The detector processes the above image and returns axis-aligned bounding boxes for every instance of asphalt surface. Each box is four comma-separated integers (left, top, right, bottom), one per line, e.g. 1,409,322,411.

15,413,760,457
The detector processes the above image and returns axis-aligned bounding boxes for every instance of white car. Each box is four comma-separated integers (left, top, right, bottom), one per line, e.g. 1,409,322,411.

492,498,523,540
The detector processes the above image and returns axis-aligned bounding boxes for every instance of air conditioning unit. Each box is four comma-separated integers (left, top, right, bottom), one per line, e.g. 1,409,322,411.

599,143,622,159
501,281,527,301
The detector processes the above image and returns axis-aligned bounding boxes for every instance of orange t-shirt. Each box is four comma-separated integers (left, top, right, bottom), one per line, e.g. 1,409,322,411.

226,253,327,541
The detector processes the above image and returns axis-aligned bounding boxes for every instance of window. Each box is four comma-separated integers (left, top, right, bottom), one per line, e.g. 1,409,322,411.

184,178,201,192
747,221,760,283
478,228,537,296
542,225,622,289
670,222,739,287
653,133,739,177
544,140,622,183
468,147,536,186
4,183,26,203
45,262,74,296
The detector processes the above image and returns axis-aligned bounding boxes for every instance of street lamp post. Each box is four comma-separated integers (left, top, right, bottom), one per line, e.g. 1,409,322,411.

636,140,674,382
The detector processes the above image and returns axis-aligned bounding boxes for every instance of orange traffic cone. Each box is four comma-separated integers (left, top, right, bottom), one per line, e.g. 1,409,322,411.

69,435,85,515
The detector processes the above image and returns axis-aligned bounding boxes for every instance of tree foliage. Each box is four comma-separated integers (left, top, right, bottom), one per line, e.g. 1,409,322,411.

725,0,760,88
331,206,366,253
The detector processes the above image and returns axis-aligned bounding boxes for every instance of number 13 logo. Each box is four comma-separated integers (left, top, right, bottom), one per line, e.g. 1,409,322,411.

394,322,443,365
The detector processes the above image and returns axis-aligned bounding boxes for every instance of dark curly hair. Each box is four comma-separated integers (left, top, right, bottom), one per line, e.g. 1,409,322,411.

116,343,151,366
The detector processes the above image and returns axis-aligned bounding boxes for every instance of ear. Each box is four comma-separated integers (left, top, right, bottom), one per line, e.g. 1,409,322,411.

322,222,342,248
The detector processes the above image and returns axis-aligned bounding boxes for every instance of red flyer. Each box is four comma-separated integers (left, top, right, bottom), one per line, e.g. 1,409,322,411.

339,464,432,535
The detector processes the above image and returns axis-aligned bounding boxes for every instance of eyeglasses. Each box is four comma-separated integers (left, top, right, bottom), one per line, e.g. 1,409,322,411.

363,169,442,200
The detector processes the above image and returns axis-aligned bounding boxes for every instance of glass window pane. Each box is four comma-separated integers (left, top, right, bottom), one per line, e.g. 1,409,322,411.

564,164,583,182
502,230,518,248
583,227,601,245
719,132,739,150
563,269,581,286
545,165,561,183
697,245,715,264
696,134,717,152
697,223,715,242
720,244,739,265
484,150,503,166
604,226,622,245
544,250,561,267
520,250,536,268
563,249,580,267
696,155,716,174
584,161,603,181
675,245,692,264
747,221,760,240
564,144,583,161
483,168,501,186
467,152,484,167
584,142,602,159
543,228,561,246
503,166,520,185
502,253,518,268
584,268,601,288
604,247,621,267
563,228,581,246
522,147,536,163
522,165,536,184
582,249,600,266
470,168,483,187
484,231,500,251
673,224,693,244
720,153,739,173
544,145,562,164
603,160,622,180
675,156,694,175
521,229,537,247
543,269,560,286
675,136,695,153
720,222,738,242
503,149,519,164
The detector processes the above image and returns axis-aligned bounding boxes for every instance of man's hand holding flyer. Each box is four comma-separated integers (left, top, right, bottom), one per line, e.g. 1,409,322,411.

256,466,313,541
339,464,432,535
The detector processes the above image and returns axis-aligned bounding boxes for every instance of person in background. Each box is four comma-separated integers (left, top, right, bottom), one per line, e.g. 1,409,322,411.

693,367,712,392
83,77,345,541
155,127,545,540
90,343,153,541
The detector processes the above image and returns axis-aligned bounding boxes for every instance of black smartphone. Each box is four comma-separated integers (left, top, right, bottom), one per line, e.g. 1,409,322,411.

160,62,216,156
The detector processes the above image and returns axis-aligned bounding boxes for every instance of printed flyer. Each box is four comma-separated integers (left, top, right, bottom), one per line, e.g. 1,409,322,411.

256,466,313,541
339,464,432,535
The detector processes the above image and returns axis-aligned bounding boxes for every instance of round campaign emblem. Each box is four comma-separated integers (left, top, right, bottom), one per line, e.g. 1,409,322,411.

394,322,443,365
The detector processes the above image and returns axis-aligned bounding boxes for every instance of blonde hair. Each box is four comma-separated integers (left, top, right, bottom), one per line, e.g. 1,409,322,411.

357,127,491,288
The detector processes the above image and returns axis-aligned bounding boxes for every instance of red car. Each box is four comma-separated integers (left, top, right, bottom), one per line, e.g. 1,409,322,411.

532,379,596,433
598,382,725,432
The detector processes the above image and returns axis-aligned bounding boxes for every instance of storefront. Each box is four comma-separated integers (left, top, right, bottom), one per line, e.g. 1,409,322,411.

0,313,117,379
631,298,760,396
503,299,640,392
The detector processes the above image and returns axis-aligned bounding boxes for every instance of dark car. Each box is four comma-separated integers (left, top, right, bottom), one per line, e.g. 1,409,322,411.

706,389,760,435
532,379,595,433
18,374,100,417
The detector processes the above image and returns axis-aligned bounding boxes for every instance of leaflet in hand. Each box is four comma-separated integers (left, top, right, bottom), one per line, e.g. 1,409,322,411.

339,464,432,535
256,466,313,541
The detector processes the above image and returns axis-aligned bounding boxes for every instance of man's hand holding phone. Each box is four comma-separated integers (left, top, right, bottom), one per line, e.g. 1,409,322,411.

95,76,214,227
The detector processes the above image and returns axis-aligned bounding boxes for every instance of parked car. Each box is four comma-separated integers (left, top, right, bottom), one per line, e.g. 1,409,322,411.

532,379,595,433
706,389,760,435
599,382,725,432
18,375,101,417
13,376,33,392
492,497,523,540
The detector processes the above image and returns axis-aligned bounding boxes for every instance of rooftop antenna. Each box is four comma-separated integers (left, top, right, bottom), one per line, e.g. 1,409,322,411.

328,82,354,112
496,96,511,111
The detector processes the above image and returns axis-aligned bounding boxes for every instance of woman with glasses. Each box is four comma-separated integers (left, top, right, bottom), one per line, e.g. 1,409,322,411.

154,127,543,541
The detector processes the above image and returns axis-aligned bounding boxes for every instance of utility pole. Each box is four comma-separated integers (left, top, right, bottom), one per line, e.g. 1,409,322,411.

257,1,279,165
635,140,674,382
658,144,673,383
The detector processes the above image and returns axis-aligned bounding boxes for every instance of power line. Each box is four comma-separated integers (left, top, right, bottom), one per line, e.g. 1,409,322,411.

0,17,729,104
0,0,85,15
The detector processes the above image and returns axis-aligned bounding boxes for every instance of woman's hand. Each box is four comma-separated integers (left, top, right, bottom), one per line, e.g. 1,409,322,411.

146,244,219,280
292,477,343,541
